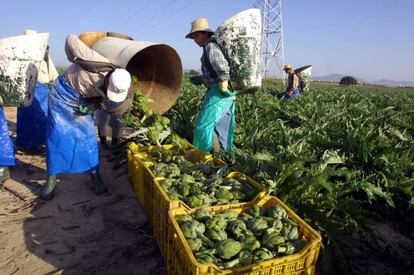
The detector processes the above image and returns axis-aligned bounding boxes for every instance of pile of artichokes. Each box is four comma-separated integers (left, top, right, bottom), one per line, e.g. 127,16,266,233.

176,205,307,269
149,154,260,207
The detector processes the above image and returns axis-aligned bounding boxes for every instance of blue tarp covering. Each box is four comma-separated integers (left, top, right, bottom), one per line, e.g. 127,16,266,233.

16,82,49,149
0,107,15,166
46,75,99,175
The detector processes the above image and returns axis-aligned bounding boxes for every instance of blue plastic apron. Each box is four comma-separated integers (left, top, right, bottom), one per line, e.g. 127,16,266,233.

16,82,49,149
193,84,237,153
0,107,15,166
283,87,300,99
46,75,99,175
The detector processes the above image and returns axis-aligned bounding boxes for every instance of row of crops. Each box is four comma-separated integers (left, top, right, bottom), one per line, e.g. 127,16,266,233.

162,77,414,273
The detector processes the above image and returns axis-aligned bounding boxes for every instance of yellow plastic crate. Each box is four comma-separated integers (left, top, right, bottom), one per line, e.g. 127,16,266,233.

168,196,321,275
127,142,193,212
142,155,267,262
127,143,154,210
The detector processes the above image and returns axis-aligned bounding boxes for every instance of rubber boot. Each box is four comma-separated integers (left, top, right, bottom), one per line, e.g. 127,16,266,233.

40,175,57,200
111,138,119,147
89,169,108,195
0,167,10,183
99,136,109,150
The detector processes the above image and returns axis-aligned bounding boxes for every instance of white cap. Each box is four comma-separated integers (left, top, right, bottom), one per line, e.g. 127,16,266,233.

107,69,131,103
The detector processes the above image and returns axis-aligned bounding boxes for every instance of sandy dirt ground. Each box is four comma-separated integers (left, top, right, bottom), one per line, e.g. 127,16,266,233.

0,107,165,275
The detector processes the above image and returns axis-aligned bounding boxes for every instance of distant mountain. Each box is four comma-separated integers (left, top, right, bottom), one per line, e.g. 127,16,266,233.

313,74,414,88
371,79,414,88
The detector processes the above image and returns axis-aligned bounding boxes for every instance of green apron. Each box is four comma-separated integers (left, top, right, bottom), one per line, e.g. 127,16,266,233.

193,84,237,153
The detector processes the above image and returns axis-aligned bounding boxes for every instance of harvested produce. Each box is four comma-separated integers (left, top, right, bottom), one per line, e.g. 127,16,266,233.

177,204,307,269
148,153,261,207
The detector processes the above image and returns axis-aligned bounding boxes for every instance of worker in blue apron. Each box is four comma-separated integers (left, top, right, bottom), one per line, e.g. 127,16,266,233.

16,52,59,150
186,18,237,154
0,104,15,183
40,34,131,200
15,82,50,150
283,64,301,99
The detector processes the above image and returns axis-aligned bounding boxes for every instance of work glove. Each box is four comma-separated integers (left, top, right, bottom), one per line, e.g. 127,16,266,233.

76,104,96,115
218,80,229,92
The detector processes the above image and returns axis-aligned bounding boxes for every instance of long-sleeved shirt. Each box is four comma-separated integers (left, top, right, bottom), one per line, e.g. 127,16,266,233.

201,37,230,87
64,34,111,98
287,72,299,91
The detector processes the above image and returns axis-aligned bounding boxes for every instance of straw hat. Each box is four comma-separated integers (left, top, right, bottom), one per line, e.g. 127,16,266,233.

185,18,214,39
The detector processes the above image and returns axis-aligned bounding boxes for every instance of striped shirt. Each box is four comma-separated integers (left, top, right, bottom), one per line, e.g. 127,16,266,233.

201,37,230,87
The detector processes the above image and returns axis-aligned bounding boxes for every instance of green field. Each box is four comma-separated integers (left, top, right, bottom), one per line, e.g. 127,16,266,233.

164,77,414,274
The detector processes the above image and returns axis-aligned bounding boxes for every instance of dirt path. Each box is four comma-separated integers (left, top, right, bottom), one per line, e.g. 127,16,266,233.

0,108,165,275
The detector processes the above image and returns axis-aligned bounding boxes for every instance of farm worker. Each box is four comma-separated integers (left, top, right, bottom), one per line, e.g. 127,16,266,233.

0,104,15,184
40,34,131,200
186,18,237,154
16,30,59,150
1,29,53,183
95,108,124,149
283,64,300,99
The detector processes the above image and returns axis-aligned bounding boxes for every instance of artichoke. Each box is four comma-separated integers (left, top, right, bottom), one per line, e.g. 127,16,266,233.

215,189,234,201
238,213,254,223
176,214,192,225
238,250,253,265
227,220,248,240
262,231,285,249
177,183,190,196
187,194,203,208
245,205,266,217
181,173,195,184
281,224,299,241
265,218,283,232
196,252,217,264
205,216,227,231
222,258,240,269
181,219,205,239
247,217,269,235
189,185,202,195
160,178,174,189
240,235,260,252
194,221,206,236
205,229,227,242
187,238,203,252
192,209,213,222
168,190,180,200
252,248,273,263
216,210,239,221
277,242,295,255
216,239,242,259
187,193,211,208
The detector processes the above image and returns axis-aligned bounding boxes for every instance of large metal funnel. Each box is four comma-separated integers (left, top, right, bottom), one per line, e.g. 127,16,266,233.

89,36,182,114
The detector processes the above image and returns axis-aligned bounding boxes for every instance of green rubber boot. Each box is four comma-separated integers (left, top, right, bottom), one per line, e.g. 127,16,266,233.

0,167,10,183
40,175,57,200
90,170,108,195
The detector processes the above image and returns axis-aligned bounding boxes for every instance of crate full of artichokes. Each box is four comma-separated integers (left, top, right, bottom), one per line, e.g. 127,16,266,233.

167,196,321,275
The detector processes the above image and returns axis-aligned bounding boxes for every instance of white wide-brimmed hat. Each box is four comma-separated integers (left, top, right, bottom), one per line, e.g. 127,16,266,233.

107,68,131,103
185,18,214,39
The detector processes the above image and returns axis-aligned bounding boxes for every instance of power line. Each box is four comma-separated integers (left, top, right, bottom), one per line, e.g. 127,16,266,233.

117,0,151,30
144,0,200,32
130,0,178,35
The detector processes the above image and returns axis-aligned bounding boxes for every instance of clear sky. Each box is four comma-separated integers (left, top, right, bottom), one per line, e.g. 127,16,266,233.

1,0,413,82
